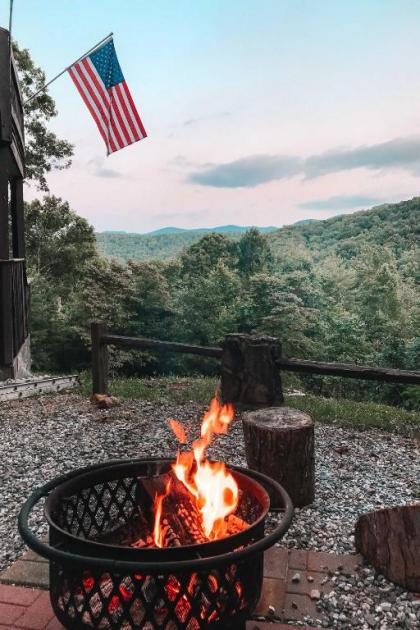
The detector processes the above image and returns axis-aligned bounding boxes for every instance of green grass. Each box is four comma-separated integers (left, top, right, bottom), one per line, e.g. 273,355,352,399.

80,373,218,405
284,394,419,435
79,374,419,435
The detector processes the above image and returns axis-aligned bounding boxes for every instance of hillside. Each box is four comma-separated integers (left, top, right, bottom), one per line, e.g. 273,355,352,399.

96,225,277,261
269,198,419,260
147,224,277,236
96,199,419,262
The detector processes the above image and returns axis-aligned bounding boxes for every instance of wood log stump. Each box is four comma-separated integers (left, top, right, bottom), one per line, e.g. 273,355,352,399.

242,407,314,507
355,504,420,592
221,333,283,408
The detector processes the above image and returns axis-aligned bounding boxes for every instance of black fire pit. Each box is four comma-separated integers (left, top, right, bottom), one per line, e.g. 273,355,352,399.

19,457,293,630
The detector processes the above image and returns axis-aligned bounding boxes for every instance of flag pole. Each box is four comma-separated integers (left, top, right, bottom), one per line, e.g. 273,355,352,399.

9,0,14,36
23,32,113,104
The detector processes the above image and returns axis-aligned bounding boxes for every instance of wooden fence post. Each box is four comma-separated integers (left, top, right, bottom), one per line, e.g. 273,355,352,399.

91,322,108,396
221,333,283,408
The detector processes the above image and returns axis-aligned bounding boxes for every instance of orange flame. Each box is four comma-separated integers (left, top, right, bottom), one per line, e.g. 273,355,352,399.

168,418,188,444
173,396,238,540
153,478,171,548
153,395,238,546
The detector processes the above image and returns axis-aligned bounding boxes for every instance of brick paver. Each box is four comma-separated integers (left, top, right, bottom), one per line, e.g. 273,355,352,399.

254,577,286,615
0,586,63,630
307,550,362,574
0,547,364,627
264,546,288,579
287,548,308,570
0,560,49,589
0,585,40,607
0,601,27,625
14,592,55,629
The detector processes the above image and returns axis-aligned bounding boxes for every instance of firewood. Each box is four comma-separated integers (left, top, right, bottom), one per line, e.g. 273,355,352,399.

236,488,262,523
90,393,119,409
355,504,420,592
139,472,207,546
135,471,249,547
131,534,155,548
242,407,315,507
226,513,248,536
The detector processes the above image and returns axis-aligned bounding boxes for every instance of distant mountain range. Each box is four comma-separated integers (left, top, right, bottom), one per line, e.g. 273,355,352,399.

97,201,418,264
94,219,324,262
101,224,279,237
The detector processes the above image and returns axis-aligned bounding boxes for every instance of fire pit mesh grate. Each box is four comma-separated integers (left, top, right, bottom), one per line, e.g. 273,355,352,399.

47,465,264,628
50,559,261,629
57,477,139,540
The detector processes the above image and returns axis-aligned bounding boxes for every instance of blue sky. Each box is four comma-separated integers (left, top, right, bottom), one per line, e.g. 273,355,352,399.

3,0,420,231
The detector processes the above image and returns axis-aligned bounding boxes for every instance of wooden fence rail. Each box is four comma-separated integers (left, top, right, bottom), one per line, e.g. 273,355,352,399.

102,334,223,358
91,323,420,398
275,358,420,385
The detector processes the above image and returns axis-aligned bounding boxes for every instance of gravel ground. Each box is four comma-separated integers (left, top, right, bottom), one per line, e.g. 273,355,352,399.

0,393,419,629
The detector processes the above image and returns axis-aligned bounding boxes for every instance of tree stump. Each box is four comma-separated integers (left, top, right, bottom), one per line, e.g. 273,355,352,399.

242,407,314,507
221,333,283,408
355,504,420,592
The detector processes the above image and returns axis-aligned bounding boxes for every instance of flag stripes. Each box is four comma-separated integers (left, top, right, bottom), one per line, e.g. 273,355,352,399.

67,39,146,154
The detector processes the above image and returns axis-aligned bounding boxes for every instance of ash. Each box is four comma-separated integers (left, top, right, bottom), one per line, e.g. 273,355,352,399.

0,394,418,629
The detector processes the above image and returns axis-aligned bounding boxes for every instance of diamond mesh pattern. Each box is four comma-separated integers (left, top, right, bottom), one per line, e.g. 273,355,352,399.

50,557,262,629
55,477,139,540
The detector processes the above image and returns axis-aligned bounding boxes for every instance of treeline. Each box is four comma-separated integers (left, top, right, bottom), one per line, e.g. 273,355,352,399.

26,196,419,410
96,226,278,263
95,230,246,262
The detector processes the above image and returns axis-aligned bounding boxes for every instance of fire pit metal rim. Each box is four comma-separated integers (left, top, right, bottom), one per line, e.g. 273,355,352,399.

18,457,293,574
43,458,271,557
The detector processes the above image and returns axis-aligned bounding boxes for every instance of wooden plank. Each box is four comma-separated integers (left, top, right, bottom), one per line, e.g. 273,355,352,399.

276,358,420,385
91,322,109,395
0,261,13,366
10,179,25,259
0,28,11,144
102,334,223,358
0,375,80,401
0,150,9,258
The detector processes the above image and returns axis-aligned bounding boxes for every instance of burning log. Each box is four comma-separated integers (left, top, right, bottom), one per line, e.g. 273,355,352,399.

134,470,250,548
226,513,249,536
139,472,208,546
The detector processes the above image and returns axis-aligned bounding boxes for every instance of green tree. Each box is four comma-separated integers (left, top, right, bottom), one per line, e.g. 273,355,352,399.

237,273,318,356
29,274,80,372
352,246,405,345
125,261,174,340
25,196,97,290
179,233,237,279
176,262,240,346
13,44,73,190
237,228,273,279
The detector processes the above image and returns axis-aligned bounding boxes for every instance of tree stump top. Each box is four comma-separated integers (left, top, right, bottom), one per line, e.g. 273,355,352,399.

223,332,280,347
242,407,313,430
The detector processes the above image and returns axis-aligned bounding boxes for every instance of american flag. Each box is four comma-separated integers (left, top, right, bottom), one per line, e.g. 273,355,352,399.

68,38,147,154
